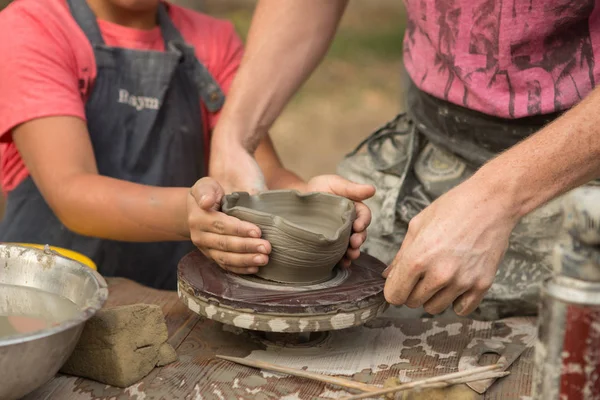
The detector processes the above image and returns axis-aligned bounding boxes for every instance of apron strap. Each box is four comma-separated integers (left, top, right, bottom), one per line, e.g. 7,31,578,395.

66,0,105,45
158,4,225,113
67,0,225,113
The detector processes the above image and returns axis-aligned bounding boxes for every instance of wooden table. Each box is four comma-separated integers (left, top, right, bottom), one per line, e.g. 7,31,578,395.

27,278,537,400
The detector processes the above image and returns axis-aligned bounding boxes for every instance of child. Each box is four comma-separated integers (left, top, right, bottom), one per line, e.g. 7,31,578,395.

0,0,374,289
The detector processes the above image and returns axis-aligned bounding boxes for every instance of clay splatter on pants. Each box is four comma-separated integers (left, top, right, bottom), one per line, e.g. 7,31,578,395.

337,114,568,320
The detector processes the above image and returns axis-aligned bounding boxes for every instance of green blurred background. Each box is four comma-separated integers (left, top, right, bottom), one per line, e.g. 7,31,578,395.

0,0,406,181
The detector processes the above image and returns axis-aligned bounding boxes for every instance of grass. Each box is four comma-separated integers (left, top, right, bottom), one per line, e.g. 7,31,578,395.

328,24,404,62
205,1,405,63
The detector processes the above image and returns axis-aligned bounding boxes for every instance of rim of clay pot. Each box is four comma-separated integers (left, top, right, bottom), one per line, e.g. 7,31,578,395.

221,190,355,243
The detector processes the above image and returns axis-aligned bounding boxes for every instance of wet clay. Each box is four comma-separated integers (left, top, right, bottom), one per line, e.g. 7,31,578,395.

156,342,179,367
178,250,388,332
221,190,355,284
60,304,177,388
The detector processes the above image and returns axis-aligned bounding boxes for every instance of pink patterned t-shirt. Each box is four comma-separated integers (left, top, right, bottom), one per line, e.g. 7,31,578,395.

403,0,600,119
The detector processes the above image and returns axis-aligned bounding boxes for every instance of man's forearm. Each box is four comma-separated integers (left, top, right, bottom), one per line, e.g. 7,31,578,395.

471,87,600,220
213,0,348,152
57,175,190,242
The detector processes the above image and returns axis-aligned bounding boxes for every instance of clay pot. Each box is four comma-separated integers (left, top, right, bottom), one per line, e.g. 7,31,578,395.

221,190,356,284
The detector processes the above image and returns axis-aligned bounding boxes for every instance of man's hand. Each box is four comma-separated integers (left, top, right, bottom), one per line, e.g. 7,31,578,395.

305,175,375,267
187,177,271,274
382,178,519,316
382,84,600,316
208,144,267,194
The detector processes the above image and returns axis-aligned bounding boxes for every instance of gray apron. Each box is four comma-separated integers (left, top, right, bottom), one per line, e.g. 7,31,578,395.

0,0,225,290
338,75,581,320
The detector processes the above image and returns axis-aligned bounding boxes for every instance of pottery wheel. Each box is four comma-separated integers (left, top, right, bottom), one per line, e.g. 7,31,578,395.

177,251,388,333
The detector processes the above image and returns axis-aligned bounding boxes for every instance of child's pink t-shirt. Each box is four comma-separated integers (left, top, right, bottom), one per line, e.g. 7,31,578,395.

0,0,243,192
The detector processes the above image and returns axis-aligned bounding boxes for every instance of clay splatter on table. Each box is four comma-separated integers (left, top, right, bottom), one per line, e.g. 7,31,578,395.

27,278,536,400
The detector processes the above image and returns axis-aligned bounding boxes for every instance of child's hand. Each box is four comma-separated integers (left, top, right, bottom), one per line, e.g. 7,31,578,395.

187,177,271,274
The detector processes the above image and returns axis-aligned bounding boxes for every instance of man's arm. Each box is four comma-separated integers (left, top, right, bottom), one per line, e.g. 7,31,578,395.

384,86,600,316
478,87,600,219
209,0,348,192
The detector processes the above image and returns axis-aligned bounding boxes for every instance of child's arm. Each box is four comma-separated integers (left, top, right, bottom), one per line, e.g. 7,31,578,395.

13,116,263,243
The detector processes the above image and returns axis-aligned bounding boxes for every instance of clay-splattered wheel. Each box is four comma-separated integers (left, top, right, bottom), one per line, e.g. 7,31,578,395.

177,251,388,333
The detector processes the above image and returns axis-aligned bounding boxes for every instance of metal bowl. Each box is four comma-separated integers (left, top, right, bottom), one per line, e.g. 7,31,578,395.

0,244,108,400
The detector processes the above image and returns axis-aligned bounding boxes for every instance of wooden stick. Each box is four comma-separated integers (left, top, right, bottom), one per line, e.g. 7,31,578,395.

450,370,510,384
416,370,510,387
216,355,380,393
217,355,507,399
341,364,505,400
384,371,509,393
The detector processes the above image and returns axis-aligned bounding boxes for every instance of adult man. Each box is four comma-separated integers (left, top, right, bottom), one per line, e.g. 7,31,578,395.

205,0,600,320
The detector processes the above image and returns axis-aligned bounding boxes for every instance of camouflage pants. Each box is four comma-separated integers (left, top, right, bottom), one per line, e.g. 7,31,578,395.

337,114,567,320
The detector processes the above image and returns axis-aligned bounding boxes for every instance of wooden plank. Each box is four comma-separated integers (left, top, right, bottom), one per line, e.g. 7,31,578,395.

26,278,199,400
31,280,537,400
141,318,264,399
21,375,74,400
137,316,536,400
